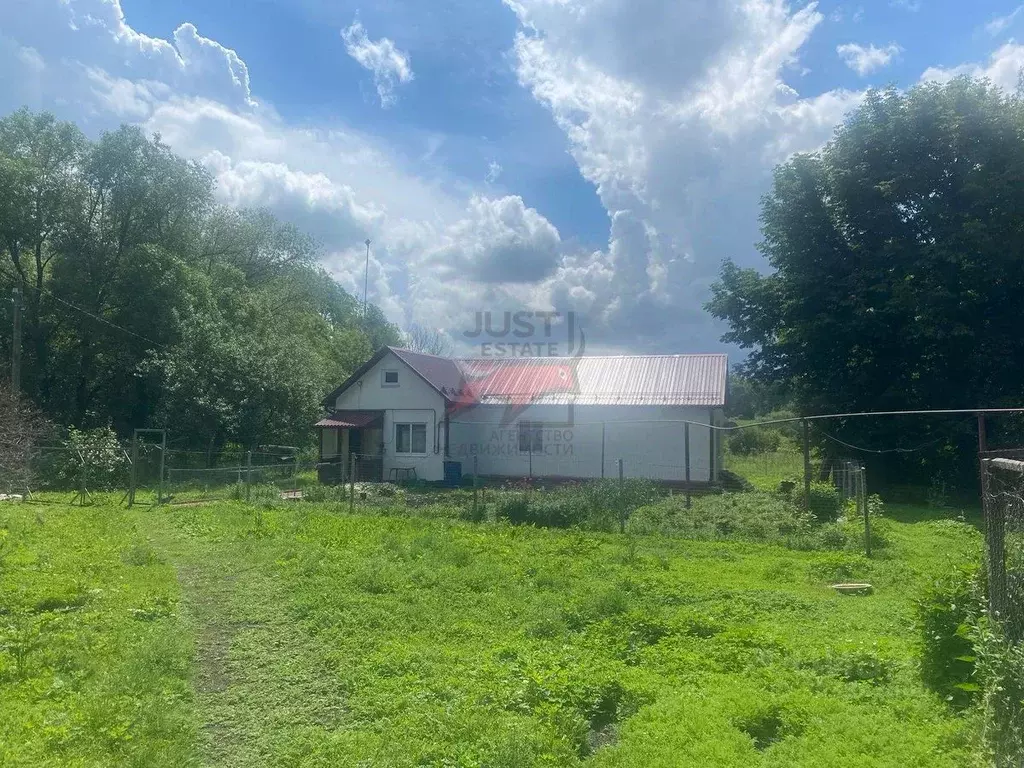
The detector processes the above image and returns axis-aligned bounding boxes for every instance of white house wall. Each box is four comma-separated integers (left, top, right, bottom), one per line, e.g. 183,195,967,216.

333,351,448,481
447,404,716,482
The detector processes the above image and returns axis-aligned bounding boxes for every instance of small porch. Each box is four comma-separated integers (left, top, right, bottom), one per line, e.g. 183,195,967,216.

315,410,385,484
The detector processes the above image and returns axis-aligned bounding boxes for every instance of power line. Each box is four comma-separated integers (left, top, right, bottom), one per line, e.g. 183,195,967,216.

0,264,167,349
813,426,950,454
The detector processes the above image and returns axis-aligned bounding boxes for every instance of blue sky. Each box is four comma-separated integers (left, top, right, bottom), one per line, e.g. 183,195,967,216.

1,0,1023,353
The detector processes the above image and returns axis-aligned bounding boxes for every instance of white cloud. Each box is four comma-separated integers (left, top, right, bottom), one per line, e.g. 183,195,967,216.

0,0,563,335
891,0,921,11
0,0,256,111
837,42,902,76
341,21,413,108
8,0,1014,355
921,42,1024,92
504,0,868,349
426,195,562,283
986,6,1024,36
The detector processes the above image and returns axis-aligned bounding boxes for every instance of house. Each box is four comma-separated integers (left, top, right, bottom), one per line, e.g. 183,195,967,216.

315,346,728,484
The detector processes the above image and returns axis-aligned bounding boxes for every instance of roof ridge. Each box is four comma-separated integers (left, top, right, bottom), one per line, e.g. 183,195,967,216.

454,353,727,361
388,345,455,360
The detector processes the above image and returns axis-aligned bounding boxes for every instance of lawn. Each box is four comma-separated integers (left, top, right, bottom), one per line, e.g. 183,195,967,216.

0,494,985,766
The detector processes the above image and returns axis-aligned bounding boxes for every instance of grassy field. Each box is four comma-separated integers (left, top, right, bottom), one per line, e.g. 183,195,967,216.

0,495,985,766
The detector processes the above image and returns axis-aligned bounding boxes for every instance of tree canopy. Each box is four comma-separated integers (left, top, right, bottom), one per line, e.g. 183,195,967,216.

0,108,401,449
707,77,1024,484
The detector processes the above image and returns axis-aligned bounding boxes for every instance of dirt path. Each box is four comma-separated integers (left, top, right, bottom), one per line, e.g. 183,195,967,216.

142,513,346,767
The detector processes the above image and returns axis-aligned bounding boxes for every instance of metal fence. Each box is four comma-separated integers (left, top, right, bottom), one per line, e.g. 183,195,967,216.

980,454,1024,642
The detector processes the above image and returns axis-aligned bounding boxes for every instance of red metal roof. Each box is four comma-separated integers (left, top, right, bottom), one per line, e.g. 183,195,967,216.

314,410,383,428
451,354,727,407
320,348,728,420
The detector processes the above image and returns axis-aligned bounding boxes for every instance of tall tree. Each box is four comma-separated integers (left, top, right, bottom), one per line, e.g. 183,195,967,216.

0,110,403,451
0,109,87,400
707,77,1024,484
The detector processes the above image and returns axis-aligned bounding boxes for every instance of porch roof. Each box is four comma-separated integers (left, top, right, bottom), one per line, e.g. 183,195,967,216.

314,410,383,429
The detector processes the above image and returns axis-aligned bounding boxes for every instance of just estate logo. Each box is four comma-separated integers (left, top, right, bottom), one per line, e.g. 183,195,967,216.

464,311,584,358
446,311,585,428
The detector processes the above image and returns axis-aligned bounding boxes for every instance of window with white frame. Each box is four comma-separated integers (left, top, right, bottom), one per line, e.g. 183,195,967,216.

518,421,543,454
395,423,427,454
382,370,400,386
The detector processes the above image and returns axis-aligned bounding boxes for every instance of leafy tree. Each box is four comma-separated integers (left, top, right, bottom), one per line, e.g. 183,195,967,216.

0,109,87,401
707,78,1024,485
0,109,402,453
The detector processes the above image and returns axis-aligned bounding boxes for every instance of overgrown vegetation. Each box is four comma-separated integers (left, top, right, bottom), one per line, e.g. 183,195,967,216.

0,494,988,766
915,561,1024,765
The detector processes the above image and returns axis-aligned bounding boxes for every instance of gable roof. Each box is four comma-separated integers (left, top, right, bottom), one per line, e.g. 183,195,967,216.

323,347,727,409
454,354,727,406
321,346,463,407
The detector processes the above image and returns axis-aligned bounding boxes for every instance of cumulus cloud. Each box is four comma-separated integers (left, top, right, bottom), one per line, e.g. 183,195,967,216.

427,195,562,283
837,42,902,76
4,0,1012,356
503,0,868,349
0,0,256,113
341,21,413,107
921,42,1024,92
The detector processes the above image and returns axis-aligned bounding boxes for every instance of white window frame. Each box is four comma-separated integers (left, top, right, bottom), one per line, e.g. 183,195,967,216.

395,422,428,455
382,369,400,387
518,420,543,454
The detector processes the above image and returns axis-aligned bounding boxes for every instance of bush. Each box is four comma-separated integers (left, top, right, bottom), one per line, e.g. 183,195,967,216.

48,426,129,490
914,564,981,708
728,427,783,456
970,616,1024,765
806,482,842,521
837,494,891,552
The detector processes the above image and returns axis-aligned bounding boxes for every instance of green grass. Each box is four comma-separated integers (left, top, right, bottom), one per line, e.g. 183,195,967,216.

723,449,807,491
0,503,196,767
0,495,986,766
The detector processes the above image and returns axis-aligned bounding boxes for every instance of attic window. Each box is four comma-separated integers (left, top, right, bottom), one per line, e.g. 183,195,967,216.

383,370,399,387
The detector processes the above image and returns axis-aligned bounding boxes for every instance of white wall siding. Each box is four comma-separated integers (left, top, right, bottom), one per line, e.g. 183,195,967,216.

447,404,716,482
334,351,448,481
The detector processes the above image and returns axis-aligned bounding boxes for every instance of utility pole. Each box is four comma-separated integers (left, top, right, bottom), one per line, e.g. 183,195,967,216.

362,239,371,324
11,285,22,393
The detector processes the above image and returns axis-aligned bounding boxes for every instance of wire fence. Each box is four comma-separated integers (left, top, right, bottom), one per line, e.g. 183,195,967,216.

980,454,1024,643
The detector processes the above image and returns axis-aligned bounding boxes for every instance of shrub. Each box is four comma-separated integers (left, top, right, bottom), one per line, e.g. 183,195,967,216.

806,482,842,521
48,426,129,490
0,382,49,493
838,494,892,552
970,616,1024,765
914,564,981,708
728,427,782,456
